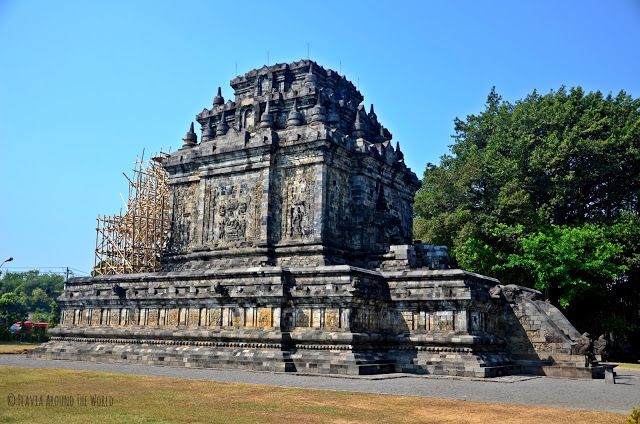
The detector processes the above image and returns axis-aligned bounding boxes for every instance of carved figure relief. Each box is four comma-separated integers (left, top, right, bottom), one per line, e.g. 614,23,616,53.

283,167,315,240
290,203,305,237
257,307,272,328
202,173,264,247
168,183,196,253
243,107,255,131
202,184,218,244
220,199,248,241
91,309,100,326
434,311,454,332
209,308,222,326
324,309,340,329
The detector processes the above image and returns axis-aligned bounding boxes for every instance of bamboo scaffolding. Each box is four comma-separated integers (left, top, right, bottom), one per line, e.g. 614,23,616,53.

93,152,170,275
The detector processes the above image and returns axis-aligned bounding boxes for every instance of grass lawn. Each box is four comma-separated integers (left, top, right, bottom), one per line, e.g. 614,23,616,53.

0,366,627,424
0,343,40,354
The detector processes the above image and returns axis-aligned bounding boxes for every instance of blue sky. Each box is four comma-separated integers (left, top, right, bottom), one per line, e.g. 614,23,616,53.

1,0,639,274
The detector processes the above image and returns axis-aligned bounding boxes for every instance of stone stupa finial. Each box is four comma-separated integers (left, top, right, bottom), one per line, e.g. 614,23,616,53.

287,98,303,127
213,87,224,106
304,62,318,86
352,105,367,138
202,117,215,142
310,93,327,124
216,109,229,136
182,122,198,147
259,96,274,129
396,141,404,162
369,104,378,125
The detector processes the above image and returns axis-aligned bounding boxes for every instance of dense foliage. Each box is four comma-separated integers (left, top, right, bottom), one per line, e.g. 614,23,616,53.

415,87,640,358
0,271,63,340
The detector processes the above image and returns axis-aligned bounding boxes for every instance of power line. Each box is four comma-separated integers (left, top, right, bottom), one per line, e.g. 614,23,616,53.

3,266,68,269
2,266,91,276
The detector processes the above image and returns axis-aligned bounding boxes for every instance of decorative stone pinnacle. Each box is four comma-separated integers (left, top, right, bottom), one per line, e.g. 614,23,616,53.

202,117,215,142
259,97,274,129
369,104,379,126
352,106,367,138
310,94,327,124
216,110,229,136
304,62,318,85
182,122,198,147
396,141,405,162
287,98,303,127
213,86,224,106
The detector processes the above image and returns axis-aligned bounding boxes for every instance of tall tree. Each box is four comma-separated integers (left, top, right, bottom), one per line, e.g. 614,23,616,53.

0,271,64,329
0,292,27,328
415,87,640,348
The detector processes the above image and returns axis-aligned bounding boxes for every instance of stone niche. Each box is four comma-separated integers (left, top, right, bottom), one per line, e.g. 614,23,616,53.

33,60,596,379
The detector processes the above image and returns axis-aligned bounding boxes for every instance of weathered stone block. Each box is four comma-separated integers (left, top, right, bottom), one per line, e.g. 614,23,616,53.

231,308,243,327
296,308,311,328
188,308,200,327
209,308,222,327
166,308,179,326
324,308,340,329
257,307,272,328
148,309,159,326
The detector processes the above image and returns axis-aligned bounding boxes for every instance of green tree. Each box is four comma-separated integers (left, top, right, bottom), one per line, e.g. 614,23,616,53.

415,86,640,353
0,271,64,297
0,271,64,331
0,292,28,328
502,224,626,307
48,300,61,328
29,288,51,312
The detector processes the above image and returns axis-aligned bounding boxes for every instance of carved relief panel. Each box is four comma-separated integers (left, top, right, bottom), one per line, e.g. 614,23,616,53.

168,183,197,254
326,167,351,246
201,172,265,247
282,166,316,240
433,311,455,332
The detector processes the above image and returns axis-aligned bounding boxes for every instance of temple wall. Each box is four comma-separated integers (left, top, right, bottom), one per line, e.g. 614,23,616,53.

38,266,525,377
54,268,500,339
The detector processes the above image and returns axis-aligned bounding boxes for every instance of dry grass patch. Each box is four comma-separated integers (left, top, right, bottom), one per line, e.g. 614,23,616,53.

0,366,626,424
618,362,640,370
0,343,40,354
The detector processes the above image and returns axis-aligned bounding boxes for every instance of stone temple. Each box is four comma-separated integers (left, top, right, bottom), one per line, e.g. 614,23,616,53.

34,60,602,378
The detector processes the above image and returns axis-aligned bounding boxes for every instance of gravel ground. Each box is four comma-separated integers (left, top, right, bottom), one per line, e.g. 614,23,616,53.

1,355,638,414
